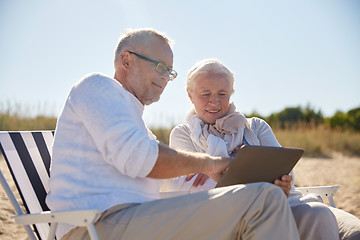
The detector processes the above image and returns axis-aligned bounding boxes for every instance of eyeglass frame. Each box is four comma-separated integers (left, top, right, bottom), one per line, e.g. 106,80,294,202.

126,51,177,80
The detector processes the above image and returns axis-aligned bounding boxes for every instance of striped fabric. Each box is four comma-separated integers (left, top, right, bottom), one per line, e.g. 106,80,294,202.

0,131,54,240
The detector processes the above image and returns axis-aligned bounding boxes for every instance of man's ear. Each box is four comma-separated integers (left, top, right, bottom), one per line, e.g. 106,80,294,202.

187,88,194,104
120,51,132,70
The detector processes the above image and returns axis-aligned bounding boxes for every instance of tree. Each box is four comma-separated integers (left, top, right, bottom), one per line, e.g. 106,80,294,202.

347,107,360,131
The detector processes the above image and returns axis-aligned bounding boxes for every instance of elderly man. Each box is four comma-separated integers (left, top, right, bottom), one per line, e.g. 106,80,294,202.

46,28,300,240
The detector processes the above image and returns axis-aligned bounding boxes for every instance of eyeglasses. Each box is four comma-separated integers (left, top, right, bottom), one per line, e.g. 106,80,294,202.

127,51,177,81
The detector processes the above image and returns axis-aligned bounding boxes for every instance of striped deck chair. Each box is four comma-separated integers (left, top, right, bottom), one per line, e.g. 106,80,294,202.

0,131,101,240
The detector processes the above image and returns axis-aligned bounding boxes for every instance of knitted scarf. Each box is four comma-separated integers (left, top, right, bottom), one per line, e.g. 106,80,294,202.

186,103,260,157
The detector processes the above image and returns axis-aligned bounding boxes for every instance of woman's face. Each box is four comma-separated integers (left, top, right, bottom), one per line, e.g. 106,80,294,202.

188,72,232,124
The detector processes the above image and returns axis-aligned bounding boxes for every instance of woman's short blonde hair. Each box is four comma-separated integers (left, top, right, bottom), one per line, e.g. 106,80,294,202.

186,58,234,94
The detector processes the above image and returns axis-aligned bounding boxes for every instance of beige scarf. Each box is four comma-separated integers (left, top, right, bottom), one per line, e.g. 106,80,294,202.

186,103,260,157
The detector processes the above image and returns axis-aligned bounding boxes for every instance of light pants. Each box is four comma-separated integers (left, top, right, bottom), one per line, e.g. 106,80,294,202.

330,206,360,240
291,202,339,240
62,183,300,240
291,201,360,240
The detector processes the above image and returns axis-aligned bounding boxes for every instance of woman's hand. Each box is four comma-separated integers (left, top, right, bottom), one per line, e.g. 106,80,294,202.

186,173,210,187
274,175,292,198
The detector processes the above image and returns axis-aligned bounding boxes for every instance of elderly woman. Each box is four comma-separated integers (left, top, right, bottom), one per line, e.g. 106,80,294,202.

161,58,360,240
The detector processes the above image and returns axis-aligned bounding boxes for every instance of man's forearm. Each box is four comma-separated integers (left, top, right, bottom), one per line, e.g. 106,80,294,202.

147,143,212,179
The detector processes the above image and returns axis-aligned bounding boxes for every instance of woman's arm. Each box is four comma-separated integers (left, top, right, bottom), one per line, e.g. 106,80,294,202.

250,117,281,147
169,125,199,151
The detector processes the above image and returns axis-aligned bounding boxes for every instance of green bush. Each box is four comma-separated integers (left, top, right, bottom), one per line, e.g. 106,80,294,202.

327,107,360,131
265,106,324,129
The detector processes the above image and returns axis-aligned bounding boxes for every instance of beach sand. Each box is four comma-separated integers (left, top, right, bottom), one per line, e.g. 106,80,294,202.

293,153,360,218
1,153,359,239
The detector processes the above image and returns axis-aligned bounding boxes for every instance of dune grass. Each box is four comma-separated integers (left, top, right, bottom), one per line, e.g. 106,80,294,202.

152,124,360,157
0,113,57,131
1,112,359,157
273,124,360,157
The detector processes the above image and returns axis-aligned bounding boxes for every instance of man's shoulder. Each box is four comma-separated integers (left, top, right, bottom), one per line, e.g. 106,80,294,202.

71,73,124,94
76,73,114,86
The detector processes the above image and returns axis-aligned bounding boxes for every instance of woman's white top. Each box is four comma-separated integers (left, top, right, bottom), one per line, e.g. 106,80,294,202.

163,106,313,207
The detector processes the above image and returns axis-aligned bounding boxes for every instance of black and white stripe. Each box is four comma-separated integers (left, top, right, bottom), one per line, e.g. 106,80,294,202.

0,131,54,240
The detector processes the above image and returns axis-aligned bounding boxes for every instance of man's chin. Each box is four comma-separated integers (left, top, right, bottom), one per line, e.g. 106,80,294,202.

143,95,161,106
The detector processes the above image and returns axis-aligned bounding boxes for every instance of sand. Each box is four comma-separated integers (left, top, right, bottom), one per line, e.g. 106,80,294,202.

293,153,360,218
1,154,359,239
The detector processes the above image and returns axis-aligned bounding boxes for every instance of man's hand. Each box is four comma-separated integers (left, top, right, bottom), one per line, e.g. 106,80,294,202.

206,157,230,183
274,175,292,198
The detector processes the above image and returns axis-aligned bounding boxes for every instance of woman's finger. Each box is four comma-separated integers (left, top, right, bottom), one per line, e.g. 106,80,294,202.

186,174,196,181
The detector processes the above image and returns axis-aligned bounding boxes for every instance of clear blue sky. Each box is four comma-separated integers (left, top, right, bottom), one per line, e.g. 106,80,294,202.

1,0,359,127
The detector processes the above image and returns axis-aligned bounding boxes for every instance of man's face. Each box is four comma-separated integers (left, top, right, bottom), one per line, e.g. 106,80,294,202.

188,72,232,124
127,37,174,105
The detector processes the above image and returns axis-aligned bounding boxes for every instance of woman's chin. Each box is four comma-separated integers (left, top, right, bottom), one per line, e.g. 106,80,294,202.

202,116,217,124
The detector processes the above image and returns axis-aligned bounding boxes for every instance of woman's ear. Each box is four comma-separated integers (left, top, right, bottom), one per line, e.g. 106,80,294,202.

187,88,194,104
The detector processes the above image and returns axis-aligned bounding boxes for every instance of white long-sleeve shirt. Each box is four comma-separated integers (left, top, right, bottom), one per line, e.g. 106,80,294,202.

46,73,160,238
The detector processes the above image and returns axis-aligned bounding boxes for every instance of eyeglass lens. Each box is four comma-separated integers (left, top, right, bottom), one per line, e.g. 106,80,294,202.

155,63,177,80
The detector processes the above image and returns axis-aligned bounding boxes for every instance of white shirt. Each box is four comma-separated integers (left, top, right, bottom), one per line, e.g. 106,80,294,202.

46,73,160,238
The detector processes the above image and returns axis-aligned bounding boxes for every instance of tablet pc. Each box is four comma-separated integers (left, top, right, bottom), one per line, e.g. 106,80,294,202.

215,145,304,188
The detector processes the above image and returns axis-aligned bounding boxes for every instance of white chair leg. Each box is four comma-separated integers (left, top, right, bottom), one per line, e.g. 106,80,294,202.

87,223,100,240
47,223,58,240
24,225,37,240
328,196,336,208
0,170,37,240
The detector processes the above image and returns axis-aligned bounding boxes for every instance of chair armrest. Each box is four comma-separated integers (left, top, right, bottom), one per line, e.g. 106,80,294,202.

296,185,340,207
296,185,340,198
12,209,102,227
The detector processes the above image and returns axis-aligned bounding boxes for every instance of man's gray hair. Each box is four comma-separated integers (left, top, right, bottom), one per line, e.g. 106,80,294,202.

114,28,174,69
187,58,235,94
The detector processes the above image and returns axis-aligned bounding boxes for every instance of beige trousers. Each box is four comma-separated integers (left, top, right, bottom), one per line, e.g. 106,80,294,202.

329,206,360,240
62,183,300,240
291,202,339,240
